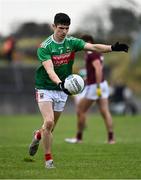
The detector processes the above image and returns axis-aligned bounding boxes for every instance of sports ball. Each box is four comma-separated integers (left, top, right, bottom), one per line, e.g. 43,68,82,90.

64,74,85,95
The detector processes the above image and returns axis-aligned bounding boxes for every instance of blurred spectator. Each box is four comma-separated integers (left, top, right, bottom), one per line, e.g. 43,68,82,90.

3,36,16,63
109,82,138,115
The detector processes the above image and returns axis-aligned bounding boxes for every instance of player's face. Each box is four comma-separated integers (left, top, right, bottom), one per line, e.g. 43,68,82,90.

53,24,69,42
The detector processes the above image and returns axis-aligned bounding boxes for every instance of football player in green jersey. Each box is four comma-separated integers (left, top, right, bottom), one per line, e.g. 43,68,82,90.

29,12,129,168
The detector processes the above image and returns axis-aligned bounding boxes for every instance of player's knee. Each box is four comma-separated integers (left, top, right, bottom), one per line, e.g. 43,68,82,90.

43,120,54,130
77,107,85,117
100,107,107,114
76,105,83,114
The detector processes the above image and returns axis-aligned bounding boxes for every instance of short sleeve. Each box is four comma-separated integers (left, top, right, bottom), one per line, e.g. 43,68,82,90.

37,47,51,62
70,37,86,52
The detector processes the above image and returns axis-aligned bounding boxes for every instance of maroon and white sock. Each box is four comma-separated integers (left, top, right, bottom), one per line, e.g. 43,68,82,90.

108,132,114,141
35,130,41,140
45,153,53,161
76,132,83,141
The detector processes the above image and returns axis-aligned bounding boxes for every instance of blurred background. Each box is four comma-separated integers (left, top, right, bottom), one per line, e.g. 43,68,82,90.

0,0,141,115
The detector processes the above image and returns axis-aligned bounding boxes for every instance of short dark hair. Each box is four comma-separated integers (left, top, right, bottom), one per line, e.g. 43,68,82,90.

81,34,94,43
54,13,71,26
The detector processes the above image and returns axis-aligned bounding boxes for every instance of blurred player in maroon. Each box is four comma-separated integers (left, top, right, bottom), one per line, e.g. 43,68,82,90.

65,35,115,144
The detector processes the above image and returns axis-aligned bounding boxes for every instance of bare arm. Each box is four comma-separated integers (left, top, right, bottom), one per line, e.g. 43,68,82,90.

84,42,112,53
92,59,103,84
42,60,61,85
42,60,71,95
84,42,129,53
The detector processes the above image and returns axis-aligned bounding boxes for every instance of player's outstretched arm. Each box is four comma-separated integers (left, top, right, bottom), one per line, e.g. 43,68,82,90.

84,42,129,53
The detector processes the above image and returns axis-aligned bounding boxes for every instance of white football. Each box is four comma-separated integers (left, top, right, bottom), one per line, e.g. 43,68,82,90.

64,74,85,95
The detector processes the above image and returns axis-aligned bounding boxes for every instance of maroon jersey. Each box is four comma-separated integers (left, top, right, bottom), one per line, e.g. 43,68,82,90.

85,51,104,85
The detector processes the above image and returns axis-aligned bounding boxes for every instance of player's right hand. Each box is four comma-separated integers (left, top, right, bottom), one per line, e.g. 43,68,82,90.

96,84,102,97
58,81,72,95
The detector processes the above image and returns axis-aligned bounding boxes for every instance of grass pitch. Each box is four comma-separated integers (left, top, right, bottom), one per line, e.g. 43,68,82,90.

0,114,141,179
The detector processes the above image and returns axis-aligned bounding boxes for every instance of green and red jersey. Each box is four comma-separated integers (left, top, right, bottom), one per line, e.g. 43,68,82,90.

35,35,86,90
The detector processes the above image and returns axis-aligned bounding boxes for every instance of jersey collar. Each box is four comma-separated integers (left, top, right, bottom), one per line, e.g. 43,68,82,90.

51,34,66,44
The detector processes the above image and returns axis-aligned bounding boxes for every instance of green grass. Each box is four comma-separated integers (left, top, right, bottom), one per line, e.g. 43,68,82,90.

0,114,141,179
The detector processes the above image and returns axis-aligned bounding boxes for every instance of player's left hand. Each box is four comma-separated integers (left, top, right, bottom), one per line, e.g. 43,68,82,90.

111,42,129,52
96,84,102,97
58,81,72,95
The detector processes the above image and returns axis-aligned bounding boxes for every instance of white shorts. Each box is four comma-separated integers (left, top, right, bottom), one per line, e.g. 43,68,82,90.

35,89,68,112
74,80,110,102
